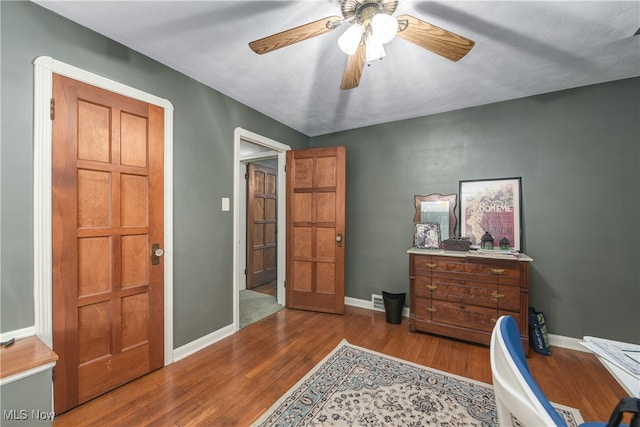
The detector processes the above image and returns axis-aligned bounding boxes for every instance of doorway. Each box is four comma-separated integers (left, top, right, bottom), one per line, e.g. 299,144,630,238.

233,128,290,330
240,158,282,327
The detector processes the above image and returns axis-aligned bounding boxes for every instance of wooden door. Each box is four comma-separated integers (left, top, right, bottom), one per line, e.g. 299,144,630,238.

246,162,278,289
286,147,346,314
52,74,164,414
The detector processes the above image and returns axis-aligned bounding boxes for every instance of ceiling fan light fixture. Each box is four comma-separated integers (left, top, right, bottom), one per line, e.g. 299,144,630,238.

371,13,398,43
365,37,386,62
338,23,364,55
249,0,475,90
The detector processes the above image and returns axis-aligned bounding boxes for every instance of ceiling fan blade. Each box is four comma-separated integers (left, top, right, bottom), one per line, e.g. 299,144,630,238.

395,14,475,62
249,15,343,54
340,43,366,90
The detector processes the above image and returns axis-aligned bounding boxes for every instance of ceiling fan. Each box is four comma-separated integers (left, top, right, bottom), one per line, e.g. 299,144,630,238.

249,0,475,90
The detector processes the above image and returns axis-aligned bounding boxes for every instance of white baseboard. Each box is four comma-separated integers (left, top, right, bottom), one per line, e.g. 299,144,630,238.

172,324,235,362
344,297,585,352
344,296,371,310
548,333,589,352
344,297,409,320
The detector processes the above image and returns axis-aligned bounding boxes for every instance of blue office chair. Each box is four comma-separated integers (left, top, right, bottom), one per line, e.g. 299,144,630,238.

490,315,639,427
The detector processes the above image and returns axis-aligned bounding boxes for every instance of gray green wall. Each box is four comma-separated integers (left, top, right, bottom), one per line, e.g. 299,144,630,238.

0,1,309,346
2,0,638,372
1,370,53,425
311,77,640,344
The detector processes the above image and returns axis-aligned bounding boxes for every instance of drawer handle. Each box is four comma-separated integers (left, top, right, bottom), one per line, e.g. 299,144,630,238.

491,292,505,299
426,307,437,313
426,285,437,291
425,263,438,269
491,268,505,275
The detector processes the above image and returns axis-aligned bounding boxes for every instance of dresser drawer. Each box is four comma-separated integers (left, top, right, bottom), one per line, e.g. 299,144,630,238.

424,278,518,310
431,300,497,332
432,279,497,309
463,257,520,279
413,255,465,276
415,255,520,280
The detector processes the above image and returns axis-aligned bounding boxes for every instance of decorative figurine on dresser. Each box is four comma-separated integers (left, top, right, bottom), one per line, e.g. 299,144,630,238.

410,178,532,354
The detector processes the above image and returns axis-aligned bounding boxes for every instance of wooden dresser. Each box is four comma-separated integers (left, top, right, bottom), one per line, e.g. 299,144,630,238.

407,248,532,353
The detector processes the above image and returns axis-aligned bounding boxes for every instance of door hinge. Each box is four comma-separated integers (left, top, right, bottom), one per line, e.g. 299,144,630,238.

284,280,286,288
52,368,56,382
245,173,249,180
244,268,247,275
50,98,55,120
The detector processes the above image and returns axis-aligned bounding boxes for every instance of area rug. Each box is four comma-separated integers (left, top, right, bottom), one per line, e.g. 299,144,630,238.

239,289,284,328
253,339,583,427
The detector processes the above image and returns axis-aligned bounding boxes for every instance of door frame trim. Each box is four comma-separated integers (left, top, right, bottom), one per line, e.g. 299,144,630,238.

33,56,175,364
233,128,290,329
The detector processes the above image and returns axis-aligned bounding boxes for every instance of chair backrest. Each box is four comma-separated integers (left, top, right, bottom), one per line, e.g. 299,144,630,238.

490,315,567,427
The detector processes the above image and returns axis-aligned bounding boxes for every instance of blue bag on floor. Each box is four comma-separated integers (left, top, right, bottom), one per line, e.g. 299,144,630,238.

529,307,552,355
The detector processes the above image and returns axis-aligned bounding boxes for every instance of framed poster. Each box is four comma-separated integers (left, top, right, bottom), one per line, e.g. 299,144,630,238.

459,177,522,251
414,222,441,249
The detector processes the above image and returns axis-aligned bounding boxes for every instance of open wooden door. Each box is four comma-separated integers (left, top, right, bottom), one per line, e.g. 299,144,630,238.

286,147,346,314
52,74,164,413
246,162,278,289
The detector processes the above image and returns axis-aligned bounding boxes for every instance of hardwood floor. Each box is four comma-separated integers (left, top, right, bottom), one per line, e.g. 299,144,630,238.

53,306,629,426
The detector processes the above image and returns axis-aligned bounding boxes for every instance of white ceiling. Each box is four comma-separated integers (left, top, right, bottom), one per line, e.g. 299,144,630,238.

34,1,640,137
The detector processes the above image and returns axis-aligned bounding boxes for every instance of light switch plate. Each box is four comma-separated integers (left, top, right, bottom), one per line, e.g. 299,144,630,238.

222,197,230,211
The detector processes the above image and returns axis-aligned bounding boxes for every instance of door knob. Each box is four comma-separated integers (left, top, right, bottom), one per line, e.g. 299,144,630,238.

336,233,343,247
151,243,164,265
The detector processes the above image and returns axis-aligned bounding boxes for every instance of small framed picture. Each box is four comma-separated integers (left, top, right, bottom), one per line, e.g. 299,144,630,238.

415,222,441,249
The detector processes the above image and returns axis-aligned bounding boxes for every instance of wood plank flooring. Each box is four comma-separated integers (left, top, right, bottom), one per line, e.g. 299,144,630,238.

53,306,630,426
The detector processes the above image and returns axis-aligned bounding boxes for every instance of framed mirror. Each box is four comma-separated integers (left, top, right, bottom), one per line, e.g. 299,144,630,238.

413,193,457,241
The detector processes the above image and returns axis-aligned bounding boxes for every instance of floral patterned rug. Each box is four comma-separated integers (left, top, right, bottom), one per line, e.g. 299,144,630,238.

253,339,583,427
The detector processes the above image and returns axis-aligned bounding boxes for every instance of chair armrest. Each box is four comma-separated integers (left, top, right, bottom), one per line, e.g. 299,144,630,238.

607,397,640,427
